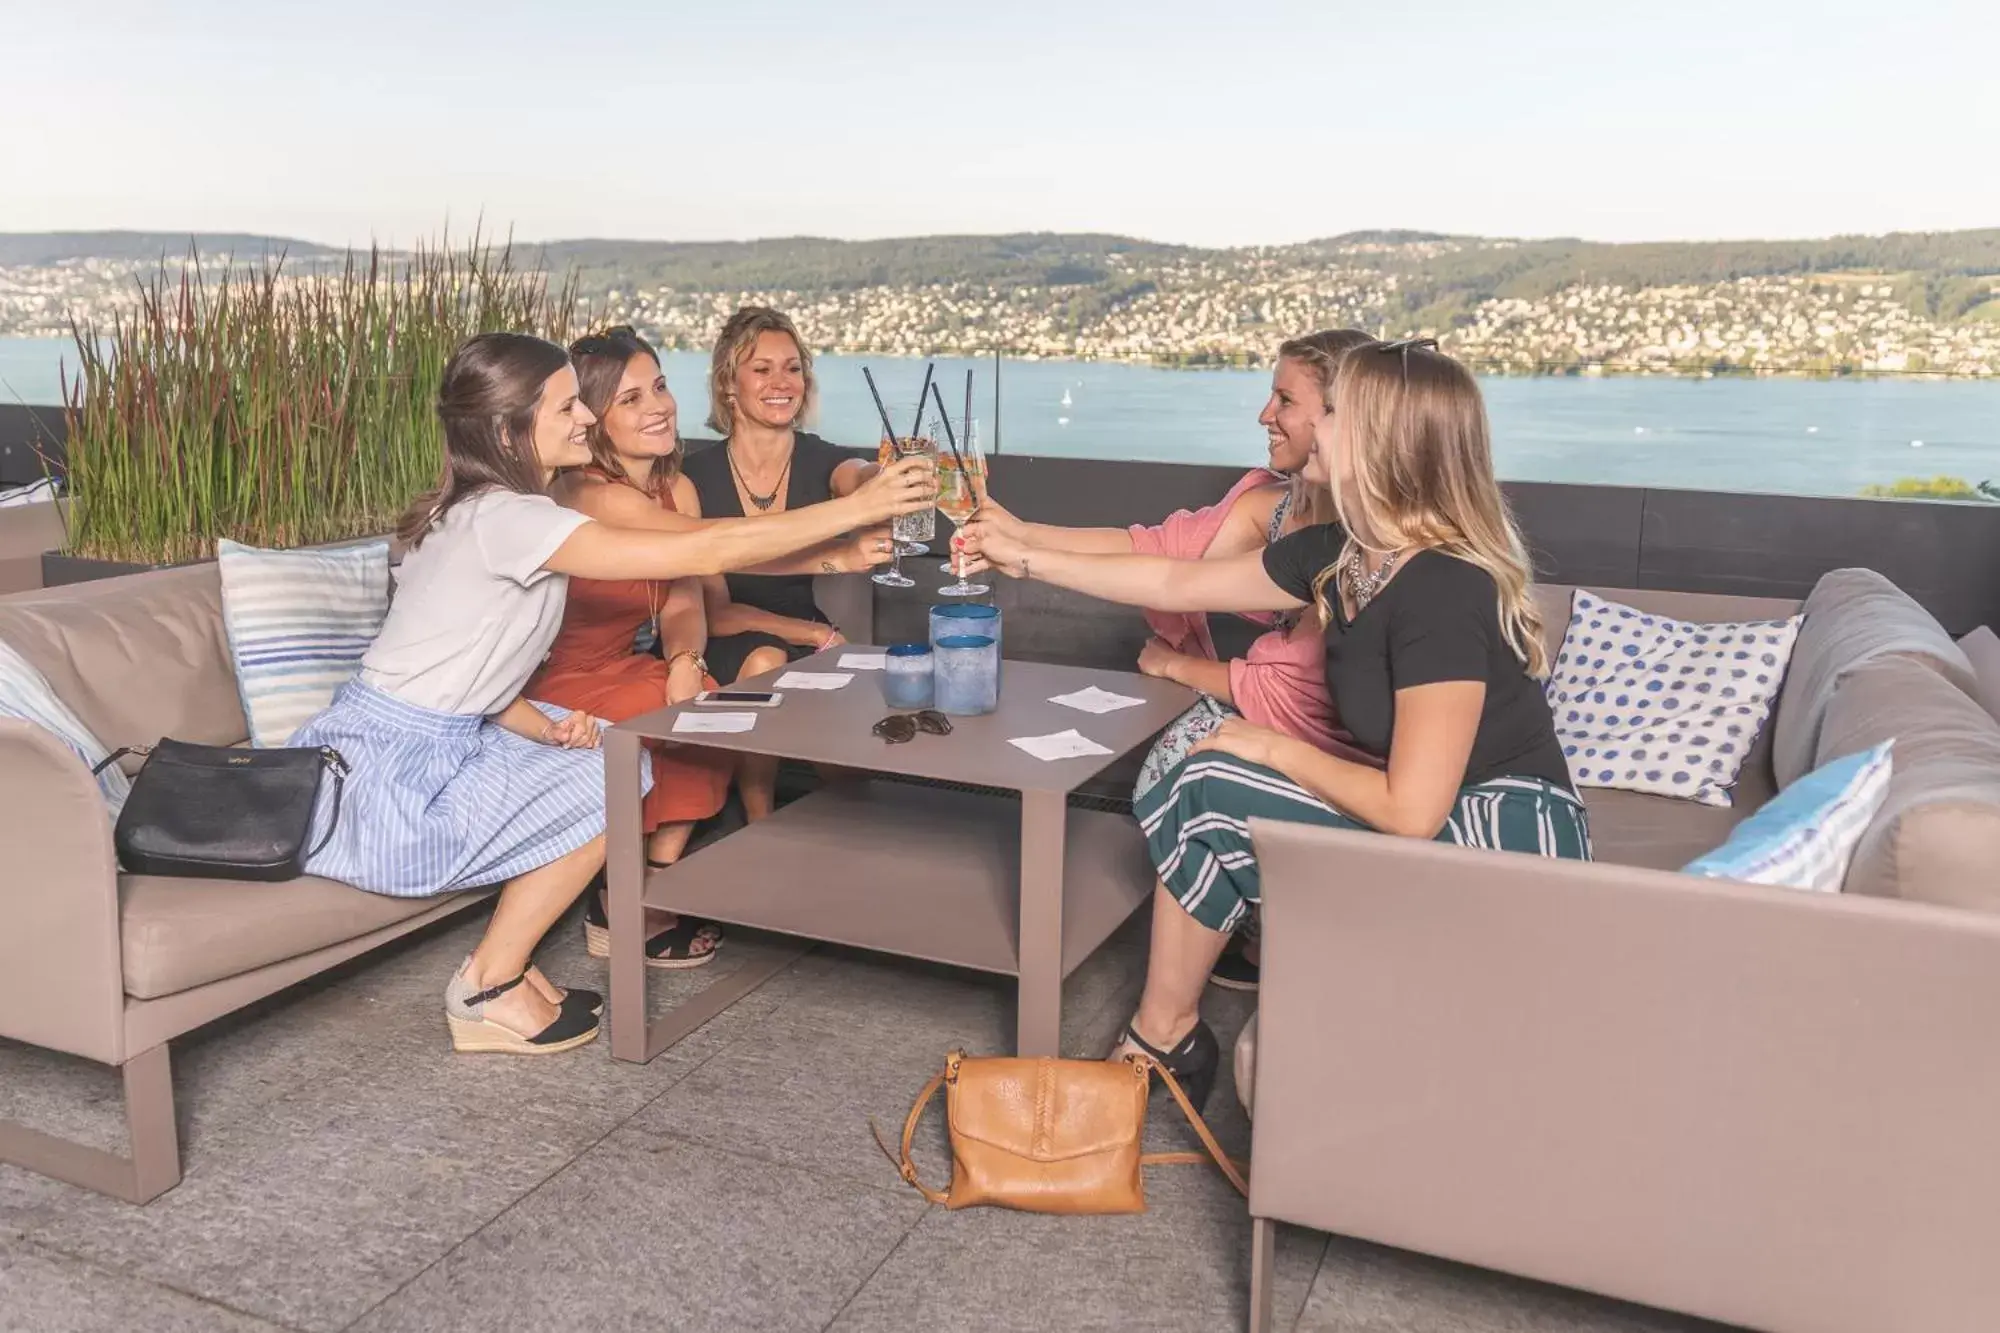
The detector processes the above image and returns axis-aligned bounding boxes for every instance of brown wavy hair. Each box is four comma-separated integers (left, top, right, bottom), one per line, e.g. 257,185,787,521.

706,306,816,436
1310,342,1549,676
395,332,568,550
1273,328,1376,527
569,325,679,496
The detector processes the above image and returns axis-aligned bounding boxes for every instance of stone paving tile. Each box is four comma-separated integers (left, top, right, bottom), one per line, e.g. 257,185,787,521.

350,1128,924,1333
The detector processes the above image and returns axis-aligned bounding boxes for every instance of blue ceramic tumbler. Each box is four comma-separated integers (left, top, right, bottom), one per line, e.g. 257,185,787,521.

881,643,934,709
933,635,999,716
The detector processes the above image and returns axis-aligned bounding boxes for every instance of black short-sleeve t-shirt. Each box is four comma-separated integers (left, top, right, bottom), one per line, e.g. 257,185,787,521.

1262,524,1573,791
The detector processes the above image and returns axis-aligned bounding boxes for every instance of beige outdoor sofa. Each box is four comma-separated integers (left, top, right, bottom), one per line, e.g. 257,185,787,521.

0,563,499,1202
1240,573,2000,1333
0,557,875,1204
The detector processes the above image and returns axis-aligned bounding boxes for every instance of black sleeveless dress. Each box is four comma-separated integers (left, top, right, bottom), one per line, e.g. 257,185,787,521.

681,432,846,683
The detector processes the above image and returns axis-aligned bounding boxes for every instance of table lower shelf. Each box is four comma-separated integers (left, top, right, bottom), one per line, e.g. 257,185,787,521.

639,779,1155,978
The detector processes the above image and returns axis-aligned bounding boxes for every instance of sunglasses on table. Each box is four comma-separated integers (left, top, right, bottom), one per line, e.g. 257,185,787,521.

872,710,954,744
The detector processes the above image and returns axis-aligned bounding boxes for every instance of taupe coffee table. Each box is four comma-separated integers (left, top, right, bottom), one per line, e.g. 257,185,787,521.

603,649,1194,1063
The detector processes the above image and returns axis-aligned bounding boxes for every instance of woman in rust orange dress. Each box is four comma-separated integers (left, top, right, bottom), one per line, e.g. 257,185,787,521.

533,326,895,967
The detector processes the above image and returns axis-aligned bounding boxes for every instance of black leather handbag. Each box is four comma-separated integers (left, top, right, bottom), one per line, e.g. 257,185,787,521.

91,740,349,881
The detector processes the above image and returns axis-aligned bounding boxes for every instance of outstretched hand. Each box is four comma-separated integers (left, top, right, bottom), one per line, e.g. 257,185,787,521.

851,455,937,524
954,514,1028,578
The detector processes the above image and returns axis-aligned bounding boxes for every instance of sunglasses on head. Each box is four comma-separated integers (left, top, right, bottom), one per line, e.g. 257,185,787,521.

872,710,954,744
1377,336,1440,381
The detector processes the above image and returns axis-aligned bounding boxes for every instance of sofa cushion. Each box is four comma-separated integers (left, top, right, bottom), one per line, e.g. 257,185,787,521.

1772,568,1977,790
1683,741,1894,892
1534,585,1795,805
1960,626,2000,724
1579,786,1753,872
1814,653,2000,909
219,538,390,747
1548,590,1799,808
0,563,248,761
120,873,473,1000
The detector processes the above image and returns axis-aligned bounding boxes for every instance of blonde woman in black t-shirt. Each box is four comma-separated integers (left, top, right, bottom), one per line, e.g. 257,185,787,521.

958,341,1591,1107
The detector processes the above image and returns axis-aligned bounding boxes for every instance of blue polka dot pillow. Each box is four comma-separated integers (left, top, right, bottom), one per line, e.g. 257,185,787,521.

1546,591,1802,807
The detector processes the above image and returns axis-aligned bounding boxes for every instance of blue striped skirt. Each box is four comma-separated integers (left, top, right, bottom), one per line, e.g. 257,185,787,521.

1135,753,1592,934
291,680,653,899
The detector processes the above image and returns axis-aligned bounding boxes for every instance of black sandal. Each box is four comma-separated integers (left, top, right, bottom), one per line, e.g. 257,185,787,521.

1118,1019,1221,1111
445,970,601,1055
581,880,725,969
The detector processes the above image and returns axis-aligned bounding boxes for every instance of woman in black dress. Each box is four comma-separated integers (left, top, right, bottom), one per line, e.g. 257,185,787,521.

682,306,879,819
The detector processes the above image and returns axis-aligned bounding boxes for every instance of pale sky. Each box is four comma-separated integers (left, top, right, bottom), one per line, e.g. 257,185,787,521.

2,0,1992,249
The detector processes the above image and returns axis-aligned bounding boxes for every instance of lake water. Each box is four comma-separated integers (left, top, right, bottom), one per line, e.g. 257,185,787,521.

6,336,1996,498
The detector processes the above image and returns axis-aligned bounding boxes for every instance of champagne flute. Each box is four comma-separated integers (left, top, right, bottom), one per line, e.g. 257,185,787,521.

872,427,936,589
935,418,989,597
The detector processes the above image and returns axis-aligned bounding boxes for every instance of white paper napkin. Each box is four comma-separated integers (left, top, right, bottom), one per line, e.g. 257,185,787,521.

1049,685,1146,714
774,671,853,690
1008,729,1115,762
672,712,759,735
838,652,887,670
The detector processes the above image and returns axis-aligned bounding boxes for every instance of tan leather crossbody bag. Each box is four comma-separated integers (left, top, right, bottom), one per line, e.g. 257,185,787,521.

875,1050,1247,1214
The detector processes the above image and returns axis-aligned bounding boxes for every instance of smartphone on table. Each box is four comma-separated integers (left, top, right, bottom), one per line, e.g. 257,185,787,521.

693,691,783,708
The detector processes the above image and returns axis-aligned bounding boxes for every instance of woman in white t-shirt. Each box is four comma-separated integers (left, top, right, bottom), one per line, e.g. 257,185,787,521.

288,333,933,1056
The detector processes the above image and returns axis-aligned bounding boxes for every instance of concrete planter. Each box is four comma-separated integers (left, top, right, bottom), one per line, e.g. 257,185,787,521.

38,535,399,590
39,551,192,587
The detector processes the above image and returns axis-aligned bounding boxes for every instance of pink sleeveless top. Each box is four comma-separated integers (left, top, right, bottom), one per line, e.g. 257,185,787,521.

1128,470,1369,762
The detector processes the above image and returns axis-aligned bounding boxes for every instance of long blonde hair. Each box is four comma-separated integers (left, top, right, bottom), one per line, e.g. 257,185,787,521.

706,306,816,436
1311,342,1548,676
1273,328,1376,527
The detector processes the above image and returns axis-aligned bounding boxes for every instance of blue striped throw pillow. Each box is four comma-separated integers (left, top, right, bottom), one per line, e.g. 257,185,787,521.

218,538,391,748
1682,741,1894,892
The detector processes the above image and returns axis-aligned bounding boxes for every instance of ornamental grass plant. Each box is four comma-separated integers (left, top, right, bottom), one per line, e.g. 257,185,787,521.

58,237,580,564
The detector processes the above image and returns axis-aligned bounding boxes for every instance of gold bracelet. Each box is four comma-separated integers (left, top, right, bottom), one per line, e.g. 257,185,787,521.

665,650,707,677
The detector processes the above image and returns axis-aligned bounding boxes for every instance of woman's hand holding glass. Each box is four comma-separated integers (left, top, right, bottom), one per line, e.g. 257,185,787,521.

953,514,1027,579
831,527,898,574
849,455,938,525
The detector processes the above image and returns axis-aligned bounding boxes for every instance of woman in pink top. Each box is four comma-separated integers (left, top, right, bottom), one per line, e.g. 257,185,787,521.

977,328,1378,989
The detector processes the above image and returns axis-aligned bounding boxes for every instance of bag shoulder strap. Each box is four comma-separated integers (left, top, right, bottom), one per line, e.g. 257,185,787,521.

89,745,147,778
307,749,350,860
1138,1059,1249,1197
871,1067,950,1204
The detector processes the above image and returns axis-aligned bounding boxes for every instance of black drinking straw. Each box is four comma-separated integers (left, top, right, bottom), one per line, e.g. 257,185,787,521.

909,361,936,441
962,368,973,448
860,366,899,446
928,379,969,474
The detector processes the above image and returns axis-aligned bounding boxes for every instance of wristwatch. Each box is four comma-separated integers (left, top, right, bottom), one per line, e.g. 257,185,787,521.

664,650,707,678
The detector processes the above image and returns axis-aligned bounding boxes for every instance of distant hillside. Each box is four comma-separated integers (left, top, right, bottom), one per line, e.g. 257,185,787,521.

528,232,1195,295
517,227,2000,329
0,231,336,267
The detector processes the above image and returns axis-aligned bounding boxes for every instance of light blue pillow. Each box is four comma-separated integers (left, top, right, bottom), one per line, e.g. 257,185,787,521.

1682,741,1894,892
217,538,391,748
0,637,132,814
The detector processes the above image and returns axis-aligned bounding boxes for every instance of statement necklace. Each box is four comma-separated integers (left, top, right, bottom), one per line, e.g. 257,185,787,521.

1340,546,1405,613
727,444,792,512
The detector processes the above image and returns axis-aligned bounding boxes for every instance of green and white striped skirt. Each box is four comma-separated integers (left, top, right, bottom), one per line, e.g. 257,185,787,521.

1135,753,1593,934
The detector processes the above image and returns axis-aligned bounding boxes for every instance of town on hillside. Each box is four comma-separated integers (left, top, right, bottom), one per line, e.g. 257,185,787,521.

3,230,1997,377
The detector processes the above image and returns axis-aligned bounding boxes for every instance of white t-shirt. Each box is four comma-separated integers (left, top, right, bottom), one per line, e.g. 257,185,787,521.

359,489,591,715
